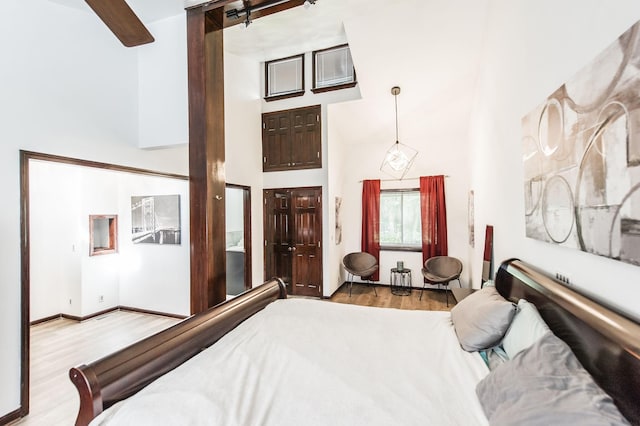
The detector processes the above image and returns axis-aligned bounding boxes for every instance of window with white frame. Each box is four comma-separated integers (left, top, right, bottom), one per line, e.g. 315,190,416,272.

380,189,421,250
265,54,304,100
312,44,356,93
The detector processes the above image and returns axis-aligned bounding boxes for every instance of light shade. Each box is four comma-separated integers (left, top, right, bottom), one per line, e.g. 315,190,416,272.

380,86,418,179
380,141,418,179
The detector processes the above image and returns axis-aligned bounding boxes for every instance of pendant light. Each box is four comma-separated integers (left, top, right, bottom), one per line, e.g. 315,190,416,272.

380,86,418,179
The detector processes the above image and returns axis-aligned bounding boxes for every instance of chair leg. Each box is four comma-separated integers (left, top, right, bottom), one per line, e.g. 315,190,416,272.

419,283,425,301
369,279,378,296
348,273,353,297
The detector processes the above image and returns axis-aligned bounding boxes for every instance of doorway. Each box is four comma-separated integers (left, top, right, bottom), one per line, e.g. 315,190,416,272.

263,186,322,297
19,150,190,419
225,184,252,296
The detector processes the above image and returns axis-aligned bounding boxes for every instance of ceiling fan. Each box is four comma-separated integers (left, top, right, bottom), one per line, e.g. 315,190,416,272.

85,0,154,47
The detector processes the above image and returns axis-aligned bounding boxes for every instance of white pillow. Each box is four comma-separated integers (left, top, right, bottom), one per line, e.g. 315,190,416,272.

501,299,550,359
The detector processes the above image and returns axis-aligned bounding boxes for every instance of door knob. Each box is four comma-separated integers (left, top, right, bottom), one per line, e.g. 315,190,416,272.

288,247,293,251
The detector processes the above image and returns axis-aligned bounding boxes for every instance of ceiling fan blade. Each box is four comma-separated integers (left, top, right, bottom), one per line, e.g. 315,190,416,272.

85,0,154,47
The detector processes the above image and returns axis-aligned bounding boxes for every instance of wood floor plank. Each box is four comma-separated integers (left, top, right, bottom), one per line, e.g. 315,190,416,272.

11,311,181,426
329,283,453,311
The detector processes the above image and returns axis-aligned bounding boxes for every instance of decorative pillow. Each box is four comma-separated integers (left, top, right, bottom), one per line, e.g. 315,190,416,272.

476,332,630,425
501,298,550,359
450,286,516,352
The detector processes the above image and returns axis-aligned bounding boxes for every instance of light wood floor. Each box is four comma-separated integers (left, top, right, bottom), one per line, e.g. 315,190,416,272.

11,286,453,425
11,311,181,426
330,282,455,311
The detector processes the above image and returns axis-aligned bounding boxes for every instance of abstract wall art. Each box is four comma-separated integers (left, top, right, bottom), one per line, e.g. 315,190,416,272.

522,20,640,266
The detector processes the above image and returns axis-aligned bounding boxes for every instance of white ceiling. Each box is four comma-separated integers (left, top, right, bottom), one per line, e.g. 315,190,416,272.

50,0,490,151
48,0,184,23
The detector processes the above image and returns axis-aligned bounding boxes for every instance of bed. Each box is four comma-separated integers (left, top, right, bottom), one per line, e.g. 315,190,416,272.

69,259,640,425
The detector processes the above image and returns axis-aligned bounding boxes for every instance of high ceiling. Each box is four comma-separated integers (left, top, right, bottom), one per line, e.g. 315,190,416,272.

49,0,490,151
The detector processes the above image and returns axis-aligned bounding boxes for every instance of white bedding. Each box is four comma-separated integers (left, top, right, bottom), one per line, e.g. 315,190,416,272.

92,299,489,425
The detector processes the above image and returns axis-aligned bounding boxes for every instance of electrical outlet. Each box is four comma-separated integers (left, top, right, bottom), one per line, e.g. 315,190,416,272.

555,272,571,285
99,295,104,303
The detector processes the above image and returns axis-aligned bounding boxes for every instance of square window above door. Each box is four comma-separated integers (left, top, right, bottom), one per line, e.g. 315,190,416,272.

265,54,305,101
312,44,357,93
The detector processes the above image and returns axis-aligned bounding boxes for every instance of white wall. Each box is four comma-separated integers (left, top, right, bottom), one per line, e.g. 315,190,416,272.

138,14,189,148
117,173,190,316
333,98,472,289
29,161,190,321
30,162,82,320
468,0,640,320
223,51,265,286
326,103,348,295
0,0,188,416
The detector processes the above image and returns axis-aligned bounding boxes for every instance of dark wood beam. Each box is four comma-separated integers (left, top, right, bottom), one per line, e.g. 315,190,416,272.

187,6,227,314
85,0,154,47
188,0,306,29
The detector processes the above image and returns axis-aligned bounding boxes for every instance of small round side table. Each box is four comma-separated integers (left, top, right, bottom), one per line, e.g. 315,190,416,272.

390,268,412,296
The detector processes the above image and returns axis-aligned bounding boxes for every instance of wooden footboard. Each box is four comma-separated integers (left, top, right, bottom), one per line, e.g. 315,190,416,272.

69,278,286,426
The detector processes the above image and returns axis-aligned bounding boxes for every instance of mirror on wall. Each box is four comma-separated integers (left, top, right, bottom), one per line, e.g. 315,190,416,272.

89,214,118,256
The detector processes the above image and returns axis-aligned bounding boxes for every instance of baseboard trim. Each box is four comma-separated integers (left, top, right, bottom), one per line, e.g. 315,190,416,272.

0,406,22,425
61,307,119,322
32,306,187,325
30,313,62,326
119,306,188,320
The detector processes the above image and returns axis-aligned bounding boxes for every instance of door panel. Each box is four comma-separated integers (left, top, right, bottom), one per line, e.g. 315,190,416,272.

264,189,292,294
264,187,322,297
291,108,321,169
262,112,291,171
290,188,322,297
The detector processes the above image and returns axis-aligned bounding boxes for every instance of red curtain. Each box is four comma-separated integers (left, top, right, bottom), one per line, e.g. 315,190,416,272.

361,179,381,281
420,175,448,267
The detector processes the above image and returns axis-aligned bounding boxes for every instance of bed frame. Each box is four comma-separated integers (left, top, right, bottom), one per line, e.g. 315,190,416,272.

69,260,640,425
69,278,287,426
495,259,640,425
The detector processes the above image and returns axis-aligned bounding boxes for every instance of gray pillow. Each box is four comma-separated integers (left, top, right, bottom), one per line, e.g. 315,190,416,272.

450,286,516,351
476,332,630,425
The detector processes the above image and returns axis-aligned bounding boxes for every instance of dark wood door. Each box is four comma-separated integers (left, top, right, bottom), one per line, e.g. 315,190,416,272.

264,189,293,294
262,111,291,171
264,187,322,297
262,105,321,172
290,107,321,169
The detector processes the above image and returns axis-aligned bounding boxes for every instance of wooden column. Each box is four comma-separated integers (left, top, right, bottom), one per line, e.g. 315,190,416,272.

187,7,226,314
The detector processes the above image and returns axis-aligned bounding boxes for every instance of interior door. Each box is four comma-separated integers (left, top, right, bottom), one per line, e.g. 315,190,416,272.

290,188,322,296
264,187,322,297
264,189,293,293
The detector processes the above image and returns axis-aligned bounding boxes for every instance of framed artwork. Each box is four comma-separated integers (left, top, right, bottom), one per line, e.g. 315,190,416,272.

468,190,475,248
522,20,640,266
131,195,181,245
335,196,343,245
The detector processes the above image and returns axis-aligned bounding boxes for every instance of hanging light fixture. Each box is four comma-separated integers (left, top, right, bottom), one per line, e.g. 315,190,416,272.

380,86,418,179
226,0,317,28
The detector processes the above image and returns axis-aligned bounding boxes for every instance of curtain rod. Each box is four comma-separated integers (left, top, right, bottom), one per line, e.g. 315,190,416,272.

359,175,449,183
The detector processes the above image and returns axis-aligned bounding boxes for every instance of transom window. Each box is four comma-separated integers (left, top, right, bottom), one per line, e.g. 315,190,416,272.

312,44,357,93
265,54,305,101
380,189,421,250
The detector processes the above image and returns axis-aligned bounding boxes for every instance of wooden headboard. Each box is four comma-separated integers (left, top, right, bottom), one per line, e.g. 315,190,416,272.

495,259,640,425
69,278,287,426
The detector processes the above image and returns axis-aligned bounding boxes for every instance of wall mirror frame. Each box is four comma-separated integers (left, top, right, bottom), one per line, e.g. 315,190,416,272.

89,214,118,256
